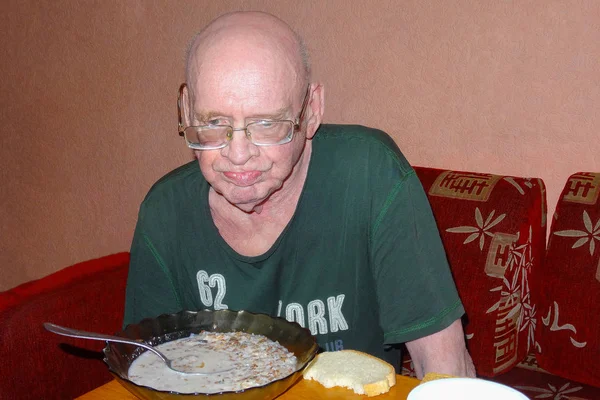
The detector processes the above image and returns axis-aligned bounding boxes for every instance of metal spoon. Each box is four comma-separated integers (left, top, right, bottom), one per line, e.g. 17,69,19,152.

43,322,234,375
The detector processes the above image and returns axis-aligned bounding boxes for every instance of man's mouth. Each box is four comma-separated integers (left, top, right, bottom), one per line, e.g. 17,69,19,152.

222,171,262,186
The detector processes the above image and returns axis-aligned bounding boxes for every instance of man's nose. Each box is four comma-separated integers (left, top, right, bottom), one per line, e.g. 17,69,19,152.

221,129,258,164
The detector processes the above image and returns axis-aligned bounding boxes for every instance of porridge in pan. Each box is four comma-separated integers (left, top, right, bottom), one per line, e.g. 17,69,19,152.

128,331,298,393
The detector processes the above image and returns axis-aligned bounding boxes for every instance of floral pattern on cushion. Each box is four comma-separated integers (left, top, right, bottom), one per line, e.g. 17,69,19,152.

414,167,546,377
534,172,600,388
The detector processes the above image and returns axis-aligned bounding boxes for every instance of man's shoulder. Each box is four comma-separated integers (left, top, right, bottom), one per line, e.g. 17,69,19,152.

142,161,203,206
316,123,394,142
314,124,413,175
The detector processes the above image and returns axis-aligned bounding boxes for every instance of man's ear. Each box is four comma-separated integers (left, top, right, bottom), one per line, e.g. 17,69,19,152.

178,83,192,128
304,83,325,140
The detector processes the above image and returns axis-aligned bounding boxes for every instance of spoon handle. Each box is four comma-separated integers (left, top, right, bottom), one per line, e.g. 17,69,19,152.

43,322,167,362
44,322,232,376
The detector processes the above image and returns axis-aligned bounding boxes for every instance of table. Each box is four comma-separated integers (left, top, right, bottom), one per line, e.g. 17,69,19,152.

77,375,421,399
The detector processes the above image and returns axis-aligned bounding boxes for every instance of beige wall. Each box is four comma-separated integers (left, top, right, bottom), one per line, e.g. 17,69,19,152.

1,0,599,291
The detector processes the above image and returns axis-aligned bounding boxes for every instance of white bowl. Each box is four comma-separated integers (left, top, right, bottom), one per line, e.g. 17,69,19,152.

407,378,529,400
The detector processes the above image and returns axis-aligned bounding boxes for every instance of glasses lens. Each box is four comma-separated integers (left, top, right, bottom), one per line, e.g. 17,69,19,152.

248,121,294,145
184,126,230,149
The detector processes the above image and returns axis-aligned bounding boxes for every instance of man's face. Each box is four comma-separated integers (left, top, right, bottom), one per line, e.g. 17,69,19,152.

188,56,309,212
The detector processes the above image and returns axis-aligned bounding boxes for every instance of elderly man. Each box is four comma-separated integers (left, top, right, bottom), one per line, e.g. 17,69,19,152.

124,11,475,378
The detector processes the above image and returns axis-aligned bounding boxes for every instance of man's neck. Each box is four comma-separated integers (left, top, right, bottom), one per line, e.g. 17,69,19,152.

208,145,312,256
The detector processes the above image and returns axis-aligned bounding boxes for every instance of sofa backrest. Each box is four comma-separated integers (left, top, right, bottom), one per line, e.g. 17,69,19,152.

534,172,600,388
0,252,129,400
414,167,546,377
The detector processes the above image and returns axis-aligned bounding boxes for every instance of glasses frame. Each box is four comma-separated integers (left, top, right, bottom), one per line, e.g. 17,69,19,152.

177,83,311,150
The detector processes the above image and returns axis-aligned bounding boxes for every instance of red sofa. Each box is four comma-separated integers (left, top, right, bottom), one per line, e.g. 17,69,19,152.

2,169,599,400
402,168,600,399
0,252,129,400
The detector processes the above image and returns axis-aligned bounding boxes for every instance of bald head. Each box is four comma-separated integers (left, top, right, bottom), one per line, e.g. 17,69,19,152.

185,12,310,96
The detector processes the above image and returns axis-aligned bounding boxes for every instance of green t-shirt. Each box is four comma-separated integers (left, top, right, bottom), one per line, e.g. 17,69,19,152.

124,124,464,368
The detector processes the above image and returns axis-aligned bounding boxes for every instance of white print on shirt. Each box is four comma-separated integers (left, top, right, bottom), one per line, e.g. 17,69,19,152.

277,294,349,336
324,339,344,351
196,270,228,310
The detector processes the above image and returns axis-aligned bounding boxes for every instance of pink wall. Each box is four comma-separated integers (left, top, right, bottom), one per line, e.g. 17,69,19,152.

1,0,599,291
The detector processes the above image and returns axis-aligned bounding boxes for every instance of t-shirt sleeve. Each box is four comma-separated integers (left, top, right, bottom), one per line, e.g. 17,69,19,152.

123,207,183,328
371,164,464,344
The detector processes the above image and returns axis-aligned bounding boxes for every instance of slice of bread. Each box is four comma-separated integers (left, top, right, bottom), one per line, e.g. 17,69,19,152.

302,350,396,397
421,372,455,383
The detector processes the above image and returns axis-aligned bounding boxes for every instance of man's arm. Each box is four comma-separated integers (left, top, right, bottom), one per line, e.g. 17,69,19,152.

405,319,476,379
123,216,182,327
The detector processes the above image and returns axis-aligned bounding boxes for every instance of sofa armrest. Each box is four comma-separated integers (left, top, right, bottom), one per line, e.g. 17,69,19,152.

0,252,129,400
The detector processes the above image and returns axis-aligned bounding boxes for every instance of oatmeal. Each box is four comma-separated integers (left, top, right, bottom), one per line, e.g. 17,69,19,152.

128,331,297,393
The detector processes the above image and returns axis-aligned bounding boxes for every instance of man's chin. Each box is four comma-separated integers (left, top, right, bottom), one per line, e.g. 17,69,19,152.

236,202,264,214
220,191,269,213
212,182,280,213
223,196,266,213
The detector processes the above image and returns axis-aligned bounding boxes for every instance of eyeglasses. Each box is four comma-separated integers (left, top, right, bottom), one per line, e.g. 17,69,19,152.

178,84,310,150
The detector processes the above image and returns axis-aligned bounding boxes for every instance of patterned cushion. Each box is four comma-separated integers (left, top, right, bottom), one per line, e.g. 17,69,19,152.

0,252,129,400
534,172,600,388
414,167,546,377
